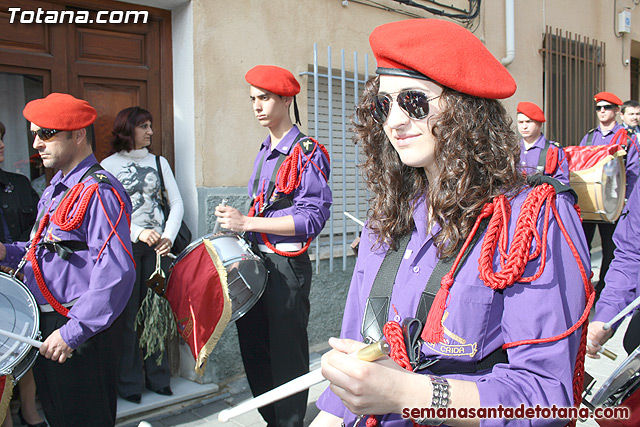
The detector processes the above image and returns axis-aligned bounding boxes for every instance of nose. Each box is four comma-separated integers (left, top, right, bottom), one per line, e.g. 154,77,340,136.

147,127,153,136
384,98,410,129
253,99,262,112
32,135,45,150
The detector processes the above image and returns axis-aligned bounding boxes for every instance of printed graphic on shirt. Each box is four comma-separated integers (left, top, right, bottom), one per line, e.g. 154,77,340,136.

117,162,164,231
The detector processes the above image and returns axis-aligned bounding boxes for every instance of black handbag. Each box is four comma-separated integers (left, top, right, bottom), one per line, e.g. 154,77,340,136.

155,155,192,255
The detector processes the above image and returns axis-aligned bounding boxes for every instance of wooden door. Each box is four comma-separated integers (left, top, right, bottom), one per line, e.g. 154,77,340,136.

0,0,173,171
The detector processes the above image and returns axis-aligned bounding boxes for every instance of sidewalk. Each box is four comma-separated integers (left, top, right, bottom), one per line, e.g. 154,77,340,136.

113,245,631,427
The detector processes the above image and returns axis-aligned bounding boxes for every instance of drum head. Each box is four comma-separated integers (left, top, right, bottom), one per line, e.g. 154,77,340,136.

599,157,625,222
0,272,39,381
591,345,640,407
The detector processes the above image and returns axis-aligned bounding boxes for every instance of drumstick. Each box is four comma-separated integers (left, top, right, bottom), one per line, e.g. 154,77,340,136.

0,327,42,349
213,198,229,234
587,339,617,360
343,211,365,227
603,294,640,330
218,340,390,423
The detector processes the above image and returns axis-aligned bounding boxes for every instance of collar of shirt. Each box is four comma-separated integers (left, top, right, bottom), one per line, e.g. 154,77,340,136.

261,125,301,156
599,122,621,136
412,196,440,244
522,134,546,151
0,168,10,187
48,154,99,193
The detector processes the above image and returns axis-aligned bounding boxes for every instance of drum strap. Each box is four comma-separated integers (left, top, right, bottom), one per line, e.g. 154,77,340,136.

585,129,595,146
536,143,550,174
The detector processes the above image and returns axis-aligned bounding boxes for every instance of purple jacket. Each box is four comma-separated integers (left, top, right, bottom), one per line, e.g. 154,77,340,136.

519,135,570,185
247,125,332,244
316,188,589,427
2,155,135,349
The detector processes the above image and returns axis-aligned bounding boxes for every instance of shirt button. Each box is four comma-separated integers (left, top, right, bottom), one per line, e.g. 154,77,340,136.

412,266,420,273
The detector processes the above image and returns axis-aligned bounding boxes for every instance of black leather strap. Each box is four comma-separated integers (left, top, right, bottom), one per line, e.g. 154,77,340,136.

361,234,411,343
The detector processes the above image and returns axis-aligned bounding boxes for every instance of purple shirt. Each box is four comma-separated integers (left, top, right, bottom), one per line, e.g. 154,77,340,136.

2,155,135,349
316,189,589,427
519,135,570,185
580,123,639,198
247,125,332,244
593,177,640,326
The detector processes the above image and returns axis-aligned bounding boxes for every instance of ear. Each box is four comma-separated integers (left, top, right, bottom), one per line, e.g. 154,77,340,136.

282,96,293,108
73,128,87,146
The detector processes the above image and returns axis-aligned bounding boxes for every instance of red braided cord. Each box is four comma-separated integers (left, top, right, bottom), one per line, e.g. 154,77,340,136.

250,139,330,257
27,213,70,317
28,180,135,317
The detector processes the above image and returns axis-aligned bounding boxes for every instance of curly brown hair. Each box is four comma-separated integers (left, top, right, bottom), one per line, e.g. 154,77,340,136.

354,76,525,257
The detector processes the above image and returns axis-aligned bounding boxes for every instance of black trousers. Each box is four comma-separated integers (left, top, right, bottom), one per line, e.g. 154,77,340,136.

583,221,617,292
236,252,312,427
33,311,123,427
118,241,170,397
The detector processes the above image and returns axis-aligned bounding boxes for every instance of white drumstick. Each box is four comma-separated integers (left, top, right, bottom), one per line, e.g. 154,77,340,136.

586,338,617,360
343,211,365,227
603,294,640,330
218,340,390,423
0,327,42,349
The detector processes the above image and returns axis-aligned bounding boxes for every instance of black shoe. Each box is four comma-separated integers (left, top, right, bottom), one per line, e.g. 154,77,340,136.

151,386,173,396
122,394,142,404
18,408,48,427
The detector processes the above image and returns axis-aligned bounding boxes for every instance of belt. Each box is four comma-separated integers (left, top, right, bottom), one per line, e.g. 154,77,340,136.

39,298,79,313
258,242,304,253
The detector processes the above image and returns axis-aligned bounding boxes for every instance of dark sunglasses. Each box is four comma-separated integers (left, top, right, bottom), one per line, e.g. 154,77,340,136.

30,128,63,141
595,104,616,112
370,90,441,124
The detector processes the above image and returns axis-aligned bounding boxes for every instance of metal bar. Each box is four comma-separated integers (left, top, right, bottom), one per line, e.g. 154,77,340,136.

328,45,334,272
313,43,320,274
354,51,361,239
341,49,348,271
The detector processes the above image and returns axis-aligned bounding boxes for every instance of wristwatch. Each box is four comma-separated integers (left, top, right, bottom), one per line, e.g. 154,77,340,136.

413,375,450,426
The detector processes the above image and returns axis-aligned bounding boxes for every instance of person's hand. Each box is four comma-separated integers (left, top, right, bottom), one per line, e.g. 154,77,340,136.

587,320,615,359
155,237,172,256
215,204,249,233
320,337,427,416
40,329,73,363
0,242,6,261
139,229,162,247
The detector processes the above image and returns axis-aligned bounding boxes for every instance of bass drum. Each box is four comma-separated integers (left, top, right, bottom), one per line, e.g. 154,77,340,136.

566,144,626,223
0,272,40,384
170,232,267,322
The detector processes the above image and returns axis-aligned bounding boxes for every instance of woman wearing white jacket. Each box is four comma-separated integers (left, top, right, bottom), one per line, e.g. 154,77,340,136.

101,107,183,404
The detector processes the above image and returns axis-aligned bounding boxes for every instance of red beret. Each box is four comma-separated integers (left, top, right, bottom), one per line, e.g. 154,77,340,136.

245,65,300,97
23,93,97,130
517,102,545,123
369,19,516,99
594,92,622,106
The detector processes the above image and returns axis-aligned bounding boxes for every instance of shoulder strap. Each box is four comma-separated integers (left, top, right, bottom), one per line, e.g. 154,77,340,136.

361,234,411,343
536,143,550,174
155,155,169,220
586,128,596,146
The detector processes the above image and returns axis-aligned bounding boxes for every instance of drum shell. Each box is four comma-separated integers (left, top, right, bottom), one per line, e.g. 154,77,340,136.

569,156,626,223
0,272,40,384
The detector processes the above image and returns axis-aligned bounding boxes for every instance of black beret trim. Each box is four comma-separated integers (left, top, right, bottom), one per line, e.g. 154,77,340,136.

375,67,434,82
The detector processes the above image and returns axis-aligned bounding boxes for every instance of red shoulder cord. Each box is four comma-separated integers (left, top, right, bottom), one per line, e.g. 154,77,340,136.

249,139,330,257
544,146,559,175
371,184,593,427
27,180,134,317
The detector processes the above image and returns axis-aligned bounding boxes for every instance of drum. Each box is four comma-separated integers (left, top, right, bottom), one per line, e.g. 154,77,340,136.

169,231,267,322
589,344,640,408
565,144,626,223
0,272,40,384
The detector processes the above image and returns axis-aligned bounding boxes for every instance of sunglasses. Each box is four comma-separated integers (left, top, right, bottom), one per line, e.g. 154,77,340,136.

595,104,616,112
370,90,441,124
30,128,63,141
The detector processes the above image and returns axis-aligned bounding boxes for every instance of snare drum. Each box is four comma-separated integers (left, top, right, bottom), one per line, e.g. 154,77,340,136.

0,272,40,384
565,144,626,223
169,232,267,322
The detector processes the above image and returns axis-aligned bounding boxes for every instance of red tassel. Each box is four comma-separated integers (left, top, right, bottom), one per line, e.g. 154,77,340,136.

421,286,450,343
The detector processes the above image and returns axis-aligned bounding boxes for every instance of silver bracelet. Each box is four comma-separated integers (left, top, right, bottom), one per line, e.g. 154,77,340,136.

413,375,450,426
